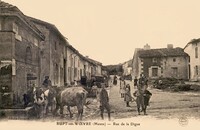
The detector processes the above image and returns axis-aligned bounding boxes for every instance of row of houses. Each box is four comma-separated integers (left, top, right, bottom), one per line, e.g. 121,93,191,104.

0,1,102,108
122,59,132,76
132,41,200,82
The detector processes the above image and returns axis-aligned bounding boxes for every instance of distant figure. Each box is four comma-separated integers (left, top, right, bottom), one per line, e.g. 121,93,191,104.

134,76,138,89
138,74,147,90
120,79,126,98
99,83,111,121
144,76,148,90
74,80,78,86
91,82,98,98
113,75,117,85
124,84,132,107
42,76,52,88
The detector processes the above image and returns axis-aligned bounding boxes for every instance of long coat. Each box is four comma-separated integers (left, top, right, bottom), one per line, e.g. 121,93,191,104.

120,80,126,94
124,88,132,102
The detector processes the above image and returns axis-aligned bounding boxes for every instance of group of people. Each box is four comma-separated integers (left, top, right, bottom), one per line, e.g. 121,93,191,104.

24,74,152,120
119,74,152,115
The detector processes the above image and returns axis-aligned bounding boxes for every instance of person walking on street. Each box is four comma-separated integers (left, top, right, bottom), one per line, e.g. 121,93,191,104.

133,87,145,115
99,83,111,121
42,76,52,89
120,79,126,98
124,84,132,107
134,76,138,89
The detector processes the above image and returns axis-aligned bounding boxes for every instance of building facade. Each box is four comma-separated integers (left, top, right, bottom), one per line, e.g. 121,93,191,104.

0,2,45,107
133,44,189,80
184,39,200,81
122,60,132,76
0,1,105,108
29,17,68,87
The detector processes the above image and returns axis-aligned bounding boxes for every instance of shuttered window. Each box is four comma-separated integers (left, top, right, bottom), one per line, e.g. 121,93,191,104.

195,47,198,58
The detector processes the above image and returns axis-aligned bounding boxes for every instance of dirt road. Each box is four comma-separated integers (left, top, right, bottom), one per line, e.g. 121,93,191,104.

109,80,200,120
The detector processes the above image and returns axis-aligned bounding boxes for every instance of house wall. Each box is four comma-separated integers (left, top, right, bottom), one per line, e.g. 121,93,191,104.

140,57,162,78
163,57,188,79
33,23,51,86
96,65,102,75
0,16,42,106
139,56,188,79
49,31,66,87
184,42,200,81
66,47,76,85
132,48,141,78
33,22,67,87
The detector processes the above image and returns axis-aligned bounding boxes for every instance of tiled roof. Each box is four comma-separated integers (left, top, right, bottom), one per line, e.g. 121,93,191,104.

85,57,102,66
0,1,45,40
0,1,15,8
27,16,68,44
184,38,200,50
138,47,188,58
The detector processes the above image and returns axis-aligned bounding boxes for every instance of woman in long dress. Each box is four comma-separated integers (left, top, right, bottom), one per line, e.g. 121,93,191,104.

120,79,126,98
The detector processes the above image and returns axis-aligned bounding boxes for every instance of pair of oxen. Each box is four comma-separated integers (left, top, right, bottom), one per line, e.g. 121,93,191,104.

23,86,88,120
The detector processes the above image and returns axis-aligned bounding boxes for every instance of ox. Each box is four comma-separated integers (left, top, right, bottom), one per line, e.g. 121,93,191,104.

55,86,88,120
23,87,57,118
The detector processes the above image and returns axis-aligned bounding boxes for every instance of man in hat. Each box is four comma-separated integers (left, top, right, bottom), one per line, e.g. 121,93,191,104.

99,83,111,121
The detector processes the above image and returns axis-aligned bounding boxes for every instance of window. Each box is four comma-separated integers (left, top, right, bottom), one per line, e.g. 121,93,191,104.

78,60,80,67
54,64,59,84
74,68,77,77
13,23,19,34
68,67,71,80
13,23,22,41
25,47,32,64
152,58,157,63
195,65,198,75
195,47,198,58
33,38,38,47
54,41,57,50
173,58,176,62
172,67,178,77
152,68,158,77
161,67,163,74
0,21,1,30
71,57,74,66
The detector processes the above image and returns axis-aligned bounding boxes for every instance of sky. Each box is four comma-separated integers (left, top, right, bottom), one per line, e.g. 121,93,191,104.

3,0,200,65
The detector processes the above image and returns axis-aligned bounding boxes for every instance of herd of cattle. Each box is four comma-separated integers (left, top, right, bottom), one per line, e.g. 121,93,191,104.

23,85,89,120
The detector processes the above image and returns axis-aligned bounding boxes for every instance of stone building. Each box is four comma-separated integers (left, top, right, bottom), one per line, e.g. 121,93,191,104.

85,56,102,76
28,17,68,87
122,59,132,76
184,38,200,81
132,44,189,80
0,1,105,108
0,2,45,107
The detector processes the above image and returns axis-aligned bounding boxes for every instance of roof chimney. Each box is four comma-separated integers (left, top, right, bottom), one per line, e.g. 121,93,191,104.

144,44,150,50
167,44,173,49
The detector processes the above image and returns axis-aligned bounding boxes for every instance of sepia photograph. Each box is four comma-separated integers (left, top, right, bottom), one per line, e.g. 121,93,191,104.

0,0,200,130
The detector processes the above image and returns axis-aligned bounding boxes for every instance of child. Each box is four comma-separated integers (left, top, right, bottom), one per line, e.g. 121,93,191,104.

133,87,152,115
124,84,132,107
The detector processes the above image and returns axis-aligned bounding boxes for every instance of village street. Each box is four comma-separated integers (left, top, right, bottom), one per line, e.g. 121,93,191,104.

40,78,200,122
82,79,200,121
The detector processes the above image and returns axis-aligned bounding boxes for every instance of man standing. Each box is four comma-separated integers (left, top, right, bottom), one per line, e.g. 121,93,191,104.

99,83,111,121
42,76,52,88
120,79,126,98
134,76,138,89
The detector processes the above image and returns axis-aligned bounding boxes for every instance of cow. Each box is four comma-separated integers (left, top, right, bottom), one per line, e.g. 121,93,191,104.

23,86,56,118
55,86,88,120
